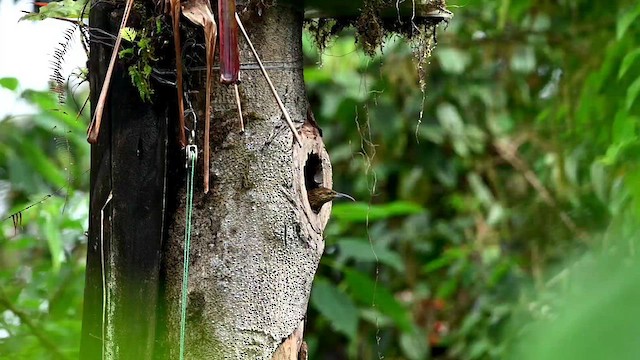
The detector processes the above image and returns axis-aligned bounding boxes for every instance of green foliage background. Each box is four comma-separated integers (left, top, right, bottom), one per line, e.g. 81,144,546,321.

2,0,640,358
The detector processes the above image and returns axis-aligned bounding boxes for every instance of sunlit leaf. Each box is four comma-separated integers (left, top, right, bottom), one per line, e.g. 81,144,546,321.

0,77,19,91
625,76,640,110
616,5,640,40
20,0,88,21
120,27,137,42
41,213,64,272
619,48,640,79
612,111,638,144
331,201,424,223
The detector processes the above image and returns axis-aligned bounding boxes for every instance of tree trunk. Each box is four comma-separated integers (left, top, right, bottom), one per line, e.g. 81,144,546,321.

161,4,330,358
81,1,330,358
80,0,452,358
80,2,171,359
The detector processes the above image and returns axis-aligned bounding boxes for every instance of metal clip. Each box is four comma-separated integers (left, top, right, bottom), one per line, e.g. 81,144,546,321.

185,145,198,168
187,128,196,147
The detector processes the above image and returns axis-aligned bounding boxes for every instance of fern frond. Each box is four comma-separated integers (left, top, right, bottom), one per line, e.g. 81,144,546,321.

50,25,78,104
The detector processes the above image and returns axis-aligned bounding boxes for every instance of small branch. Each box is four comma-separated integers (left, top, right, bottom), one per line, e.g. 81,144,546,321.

494,139,585,238
236,12,303,146
0,287,68,360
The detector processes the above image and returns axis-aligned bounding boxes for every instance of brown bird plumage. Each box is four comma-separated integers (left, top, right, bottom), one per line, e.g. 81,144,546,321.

307,187,355,213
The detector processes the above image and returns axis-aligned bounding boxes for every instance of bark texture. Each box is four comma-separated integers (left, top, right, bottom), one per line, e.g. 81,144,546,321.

162,4,330,359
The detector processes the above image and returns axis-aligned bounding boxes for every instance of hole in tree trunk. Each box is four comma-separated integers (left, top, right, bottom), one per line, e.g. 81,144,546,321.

304,153,323,213
304,153,323,191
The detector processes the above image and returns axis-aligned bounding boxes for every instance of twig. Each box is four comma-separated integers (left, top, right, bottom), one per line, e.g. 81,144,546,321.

1,169,90,224
87,0,135,144
234,83,244,132
0,287,68,360
235,13,303,146
494,139,584,237
170,0,187,148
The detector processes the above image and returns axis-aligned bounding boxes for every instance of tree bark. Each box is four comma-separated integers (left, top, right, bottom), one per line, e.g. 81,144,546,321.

161,3,330,359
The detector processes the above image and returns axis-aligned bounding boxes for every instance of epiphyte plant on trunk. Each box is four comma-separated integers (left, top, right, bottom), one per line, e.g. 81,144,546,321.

86,0,303,193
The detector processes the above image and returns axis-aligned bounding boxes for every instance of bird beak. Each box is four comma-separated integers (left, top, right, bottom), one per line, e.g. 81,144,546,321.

334,192,355,202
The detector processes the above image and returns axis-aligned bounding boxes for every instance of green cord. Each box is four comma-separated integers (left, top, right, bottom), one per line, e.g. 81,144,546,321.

179,148,196,360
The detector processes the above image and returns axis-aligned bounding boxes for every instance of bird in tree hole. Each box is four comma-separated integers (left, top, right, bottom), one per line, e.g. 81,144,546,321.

307,187,355,213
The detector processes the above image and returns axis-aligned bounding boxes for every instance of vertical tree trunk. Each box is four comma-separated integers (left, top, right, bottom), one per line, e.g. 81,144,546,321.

80,2,171,359
161,3,330,359
81,1,329,358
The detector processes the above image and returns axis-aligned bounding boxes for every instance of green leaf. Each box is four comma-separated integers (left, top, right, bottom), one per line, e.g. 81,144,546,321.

0,77,19,91
436,277,459,299
336,238,405,272
310,279,359,339
619,48,640,79
612,111,638,144
13,137,67,189
468,172,494,207
344,269,413,332
468,338,491,359
436,48,471,74
509,240,640,360
21,89,57,109
625,76,640,110
423,247,469,273
40,212,64,272
400,328,430,360
120,27,137,42
617,5,640,40
138,37,151,50
331,201,424,223
119,48,134,58
20,0,88,21
600,141,640,166
437,103,464,135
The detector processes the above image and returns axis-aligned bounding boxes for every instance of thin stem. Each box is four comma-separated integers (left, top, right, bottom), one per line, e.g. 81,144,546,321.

234,83,244,132
87,0,134,144
235,13,303,146
0,287,68,360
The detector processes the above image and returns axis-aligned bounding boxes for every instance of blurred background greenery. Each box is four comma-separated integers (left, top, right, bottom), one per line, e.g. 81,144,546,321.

2,0,640,358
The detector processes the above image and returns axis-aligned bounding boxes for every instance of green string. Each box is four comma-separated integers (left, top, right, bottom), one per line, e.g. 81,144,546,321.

179,148,196,360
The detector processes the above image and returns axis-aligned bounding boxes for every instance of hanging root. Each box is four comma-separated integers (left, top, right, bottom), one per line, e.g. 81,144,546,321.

182,0,217,193
170,0,188,148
